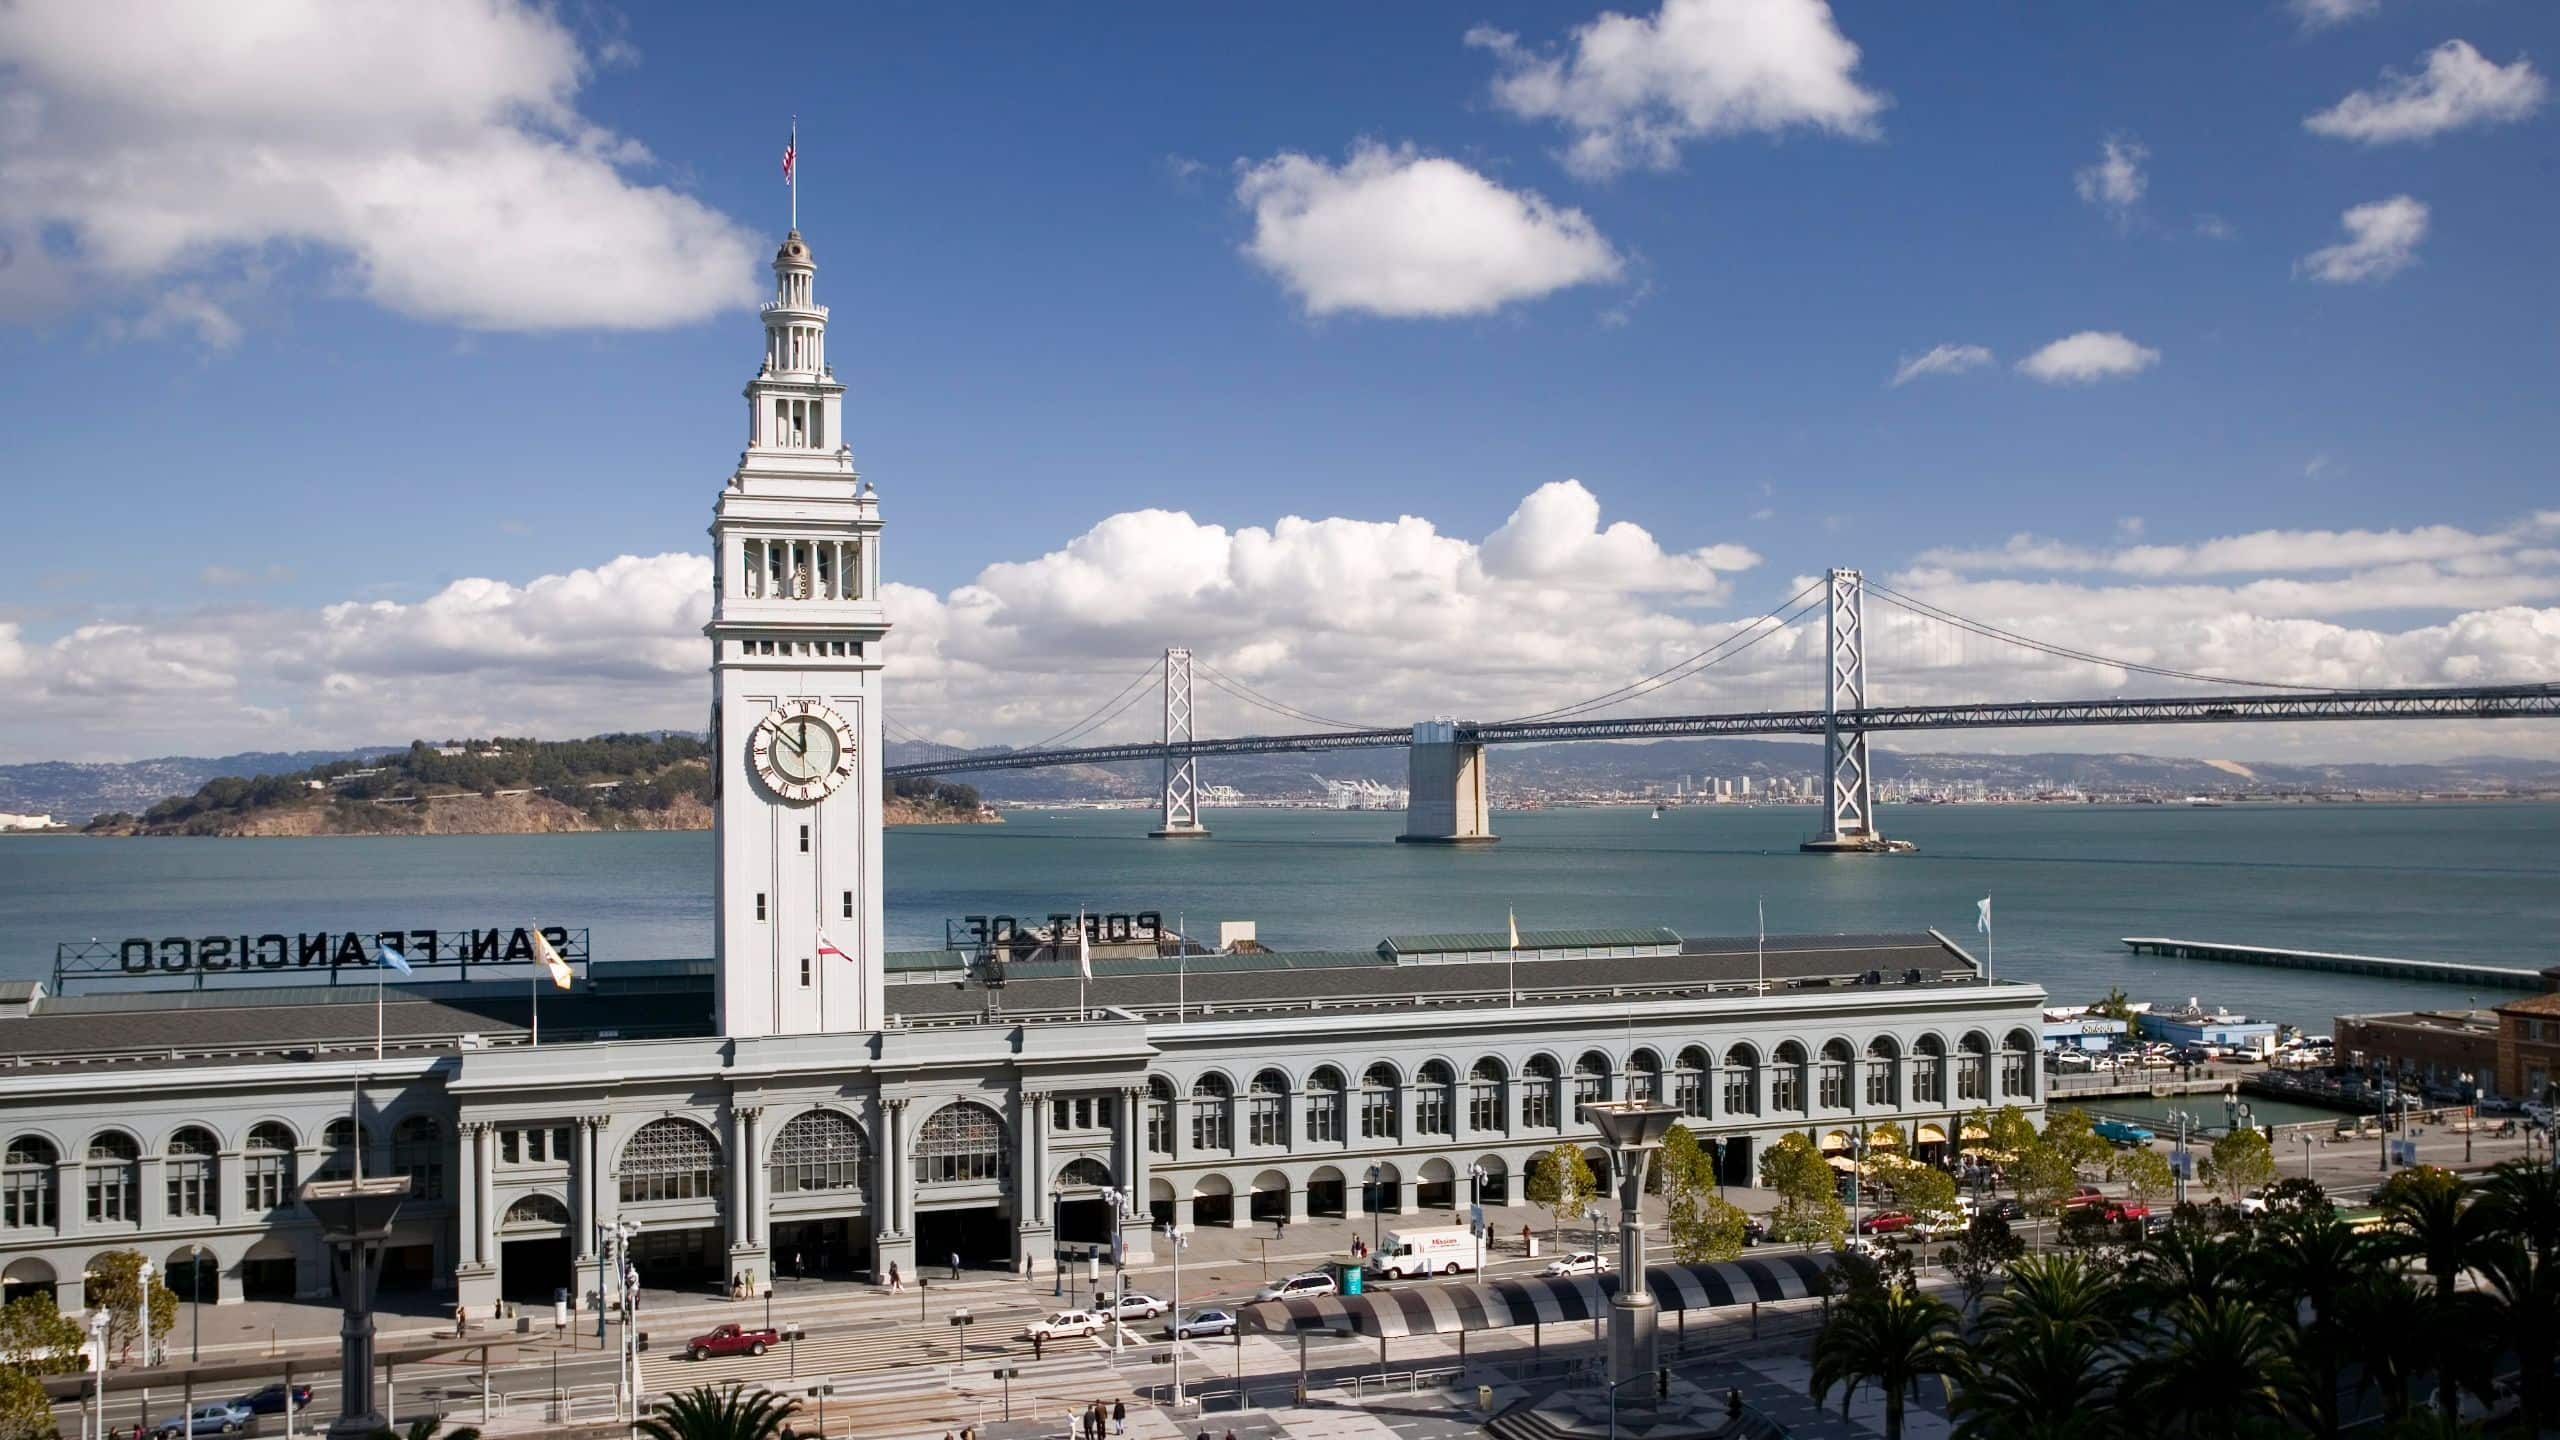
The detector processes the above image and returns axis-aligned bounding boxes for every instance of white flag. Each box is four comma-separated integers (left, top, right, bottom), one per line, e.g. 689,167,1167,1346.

1507,908,1520,950
530,926,573,990
1076,911,1092,980
1976,896,1992,935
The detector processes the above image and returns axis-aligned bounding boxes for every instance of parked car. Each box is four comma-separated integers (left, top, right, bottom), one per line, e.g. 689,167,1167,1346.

1857,1211,1915,1235
1910,1209,1970,1240
1841,1235,1892,1259
2100,1200,2151,1223
1978,1198,2027,1223
1167,1309,1237,1339
2061,1185,2108,1210
233,1384,311,1416
1254,1271,1339,1303
1741,1216,1769,1246
2092,1119,2156,1147
684,1323,778,1360
1543,1251,1612,1276
1109,1292,1168,1319
1023,1309,1108,1341
152,1402,252,1437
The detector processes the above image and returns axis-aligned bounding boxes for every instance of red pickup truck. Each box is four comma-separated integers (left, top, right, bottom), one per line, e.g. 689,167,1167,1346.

685,1323,778,1361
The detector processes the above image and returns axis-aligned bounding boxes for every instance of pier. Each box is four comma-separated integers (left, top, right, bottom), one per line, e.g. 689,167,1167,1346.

2122,936,2545,991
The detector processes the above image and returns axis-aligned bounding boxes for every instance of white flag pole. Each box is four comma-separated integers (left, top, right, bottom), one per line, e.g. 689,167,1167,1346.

1756,896,1766,997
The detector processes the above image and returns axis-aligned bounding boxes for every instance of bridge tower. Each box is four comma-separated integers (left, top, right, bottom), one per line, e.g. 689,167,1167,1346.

1803,568,1905,853
1150,647,1211,838
1398,717,1498,845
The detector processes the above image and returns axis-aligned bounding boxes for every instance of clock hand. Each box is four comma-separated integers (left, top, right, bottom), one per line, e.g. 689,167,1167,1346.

783,723,807,758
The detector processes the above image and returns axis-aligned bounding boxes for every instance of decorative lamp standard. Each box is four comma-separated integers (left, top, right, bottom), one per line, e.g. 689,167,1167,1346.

1467,1164,1487,1277
1364,1165,1382,1255
1098,1187,1131,1356
87,1309,107,1440
1161,1223,1187,1406
138,1258,154,1370
1050,1183,1065,1297
1578,1097,1682,1393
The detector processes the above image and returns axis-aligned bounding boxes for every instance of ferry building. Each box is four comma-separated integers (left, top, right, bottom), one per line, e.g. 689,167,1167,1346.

0,229,2048,1315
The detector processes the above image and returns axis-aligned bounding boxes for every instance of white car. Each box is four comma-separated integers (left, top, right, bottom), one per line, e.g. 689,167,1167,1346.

1022,1309,1107,1341
1109,1292,1168,1319
1543,1251,1612,1277
1254,1271,1339,1302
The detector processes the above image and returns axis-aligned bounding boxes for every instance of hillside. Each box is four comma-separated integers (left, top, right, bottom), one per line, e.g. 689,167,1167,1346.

76,735,990,837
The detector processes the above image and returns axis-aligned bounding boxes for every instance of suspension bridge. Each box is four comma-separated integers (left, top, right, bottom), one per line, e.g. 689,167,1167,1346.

882,569,2560,849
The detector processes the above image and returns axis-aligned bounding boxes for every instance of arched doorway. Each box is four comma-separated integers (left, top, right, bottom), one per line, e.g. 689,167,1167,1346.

910,1102,1013,1271
1305,1165,1346,1219
163,1246,219,1316
1,1257,54,1308
1247,1170,1290,1226
241,1236,297,1301
1470,1155,1510,1206
1191,1174,1235,1229
1416,1158,1458,1211
1051,1157,1115,1245
768,1109,872,1282
615,1118,725,1289
1367,1161,1404,1216
499,1193,573,1303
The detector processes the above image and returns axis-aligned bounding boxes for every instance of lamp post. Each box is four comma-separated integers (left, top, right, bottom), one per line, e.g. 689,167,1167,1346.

1162,1223,1186,1407
138,1258,154,1372
1099,1187,1130,1356
1579,1098,1682,1394
87,1310,106,1440
1467,1164,1487,1278
1364,1165,1382,1255
297,1170,409,1438
2298,1132,2316,1181
185,1245,206,1362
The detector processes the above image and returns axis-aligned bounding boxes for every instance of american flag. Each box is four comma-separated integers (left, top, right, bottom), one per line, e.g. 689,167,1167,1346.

781,131,796,185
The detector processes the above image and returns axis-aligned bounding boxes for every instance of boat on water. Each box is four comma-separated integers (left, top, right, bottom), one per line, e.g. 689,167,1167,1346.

2183,795,2225,808
1650,804,1663,820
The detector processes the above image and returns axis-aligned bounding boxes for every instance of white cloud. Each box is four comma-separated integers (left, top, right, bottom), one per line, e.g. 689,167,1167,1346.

2289,0,2379,32
1234,143,1621,318
2304,40,2548,144
2193,214,2234,241
2015,331,2160,385
2073,136,2148,221
1466,0,1885,180
0,0,759,338
2296,195,2429,284
1915,514,2558,579
1889,343,1994,388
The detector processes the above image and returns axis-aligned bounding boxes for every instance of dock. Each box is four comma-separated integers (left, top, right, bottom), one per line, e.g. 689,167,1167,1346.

2122,936,2545,991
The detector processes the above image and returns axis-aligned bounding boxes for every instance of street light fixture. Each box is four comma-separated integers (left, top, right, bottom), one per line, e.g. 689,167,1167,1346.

1050,1182,1065,1297
87,1310,107,1440
1580,1098,1683,1392
1364,1165,1382,1255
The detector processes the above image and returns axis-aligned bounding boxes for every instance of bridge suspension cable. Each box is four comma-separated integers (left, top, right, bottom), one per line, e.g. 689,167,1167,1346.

1018,659,1164,751
1498,576,1828,725
1192,657,1371,732
1864,581,2330,692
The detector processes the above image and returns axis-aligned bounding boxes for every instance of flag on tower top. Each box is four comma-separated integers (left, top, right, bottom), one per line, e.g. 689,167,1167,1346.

781,130,796,185
817,932,851,964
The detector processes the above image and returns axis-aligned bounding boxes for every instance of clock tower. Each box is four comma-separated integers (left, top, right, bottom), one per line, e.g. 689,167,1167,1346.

708,227,887,1038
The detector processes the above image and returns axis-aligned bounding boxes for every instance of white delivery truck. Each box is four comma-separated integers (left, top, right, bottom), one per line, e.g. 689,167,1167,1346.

1367,1226,1482,1279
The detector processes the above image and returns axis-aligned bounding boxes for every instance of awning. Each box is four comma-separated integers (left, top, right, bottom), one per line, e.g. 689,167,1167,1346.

1239,1253,1833,1340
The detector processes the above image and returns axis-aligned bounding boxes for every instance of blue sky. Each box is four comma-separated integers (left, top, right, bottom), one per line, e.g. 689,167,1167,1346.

1,0,2555,762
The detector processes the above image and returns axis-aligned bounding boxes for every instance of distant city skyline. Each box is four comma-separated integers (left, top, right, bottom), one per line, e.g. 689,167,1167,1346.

2,1,2556,763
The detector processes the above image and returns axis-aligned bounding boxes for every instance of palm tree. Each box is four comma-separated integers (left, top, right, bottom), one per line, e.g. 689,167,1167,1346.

2123,1226,2244,1311
2471,1160,2560,1431
635,1384,800,1440
2378,1172,2502,1418
2247,1208,2377,1437
1948,1318,2122,1440
1809,1283,1960,1440
1986,1251,2124,1342
2333,1266,2431,1426
2122,1295,2298,1439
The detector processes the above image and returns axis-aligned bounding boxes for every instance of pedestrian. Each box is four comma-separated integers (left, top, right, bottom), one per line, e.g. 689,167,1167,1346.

889,1260,904,1292
1022,1251,1034,1284
1033,1330,1046,1360
951,1249,963,1279
453,1301,468,1338
1112,1397,1126,1434
1521,1222,1532,1255
794,1248,805,1279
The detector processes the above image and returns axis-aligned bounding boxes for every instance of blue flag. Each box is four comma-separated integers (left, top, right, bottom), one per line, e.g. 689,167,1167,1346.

376,942,413,975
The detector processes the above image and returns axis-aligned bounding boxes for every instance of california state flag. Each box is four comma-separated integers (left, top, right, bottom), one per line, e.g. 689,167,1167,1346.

530,927,573,990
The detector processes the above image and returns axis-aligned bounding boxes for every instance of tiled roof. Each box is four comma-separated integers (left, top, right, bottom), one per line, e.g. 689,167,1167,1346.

2496,991,2560,1017
1385,927,1681,955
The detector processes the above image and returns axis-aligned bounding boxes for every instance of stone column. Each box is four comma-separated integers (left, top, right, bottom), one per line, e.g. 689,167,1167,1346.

454,1124,479,1265
139,1156,167,1231
569,1119,592,1265
1121,1087,1149,1212
588,1116,617,1249
871,1098,898,1238
53,1161,81,1238
217,1148,244,1227
454,1123,498,1314
473,1125,495,1268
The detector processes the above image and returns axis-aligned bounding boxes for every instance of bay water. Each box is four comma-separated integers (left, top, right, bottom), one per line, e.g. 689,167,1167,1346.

3,801,2554,1030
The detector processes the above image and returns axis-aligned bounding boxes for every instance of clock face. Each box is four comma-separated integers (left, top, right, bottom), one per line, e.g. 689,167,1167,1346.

751,699,856,803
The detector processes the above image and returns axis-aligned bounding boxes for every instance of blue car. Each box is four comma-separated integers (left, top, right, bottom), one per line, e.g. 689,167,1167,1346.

2093,1119,2155,1146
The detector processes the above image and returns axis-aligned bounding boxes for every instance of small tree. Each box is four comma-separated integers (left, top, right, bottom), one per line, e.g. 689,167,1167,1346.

1941,1213,2024,1314
1525,1142,1596,1251
2088,987,2142,1040
2012,1141,2083,1220
1762,1133,1849,1249
0,1292,84,1374
83,1250,176,1365
2110,1144,2176,1209
2207,1127,2279,1202
0,1369,53,1440
2039,1108,2113,1176
1873,1154,1958,1222
1987,1105,2040,1157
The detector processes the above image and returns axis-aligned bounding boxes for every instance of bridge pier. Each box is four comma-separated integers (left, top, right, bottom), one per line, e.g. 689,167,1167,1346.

1150,646,1211,838
1803,567,1912,855
1396,719,1497,845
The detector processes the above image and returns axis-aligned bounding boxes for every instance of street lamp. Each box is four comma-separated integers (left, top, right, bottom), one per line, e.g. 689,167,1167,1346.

1364,1165,1382,1256
184,1245,207,1362
1050,1183,1065,1297
2298,1132,2316,1181
1098,1187,1131,1356
1580,1097,1682,1393
139,1258,154,1370
87,1309,107,1440
1161,1223,1187,1406
1467,1164,1487,1278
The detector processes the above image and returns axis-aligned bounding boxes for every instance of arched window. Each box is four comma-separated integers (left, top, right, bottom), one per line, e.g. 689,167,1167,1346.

1415,1061,1455,1137
1190,1074,1232,1152
1304,1067,1346,1144
85,1132,139,1223
1957,1033,1991,1102
1912,1035,1947,1105
914,1103,1009,1185
1771,1042,1808,1113
2001,1029,2038,1099
1722,1045,1759,1116
1572,1051,1612,1108
1360,1063,1400,1141
165,1127,218,1220
1627,1048,1664,1103
503,1193,570,1228
1865,1038,1901,1107
1057,1157,1111,1189
245,1123,296,1212
393,1116,444,1201
618,1119,721,1204
1248,1070,1290,1148
1145,1077,1177,1156
1467,1058,1508,1134
1818,1040,1855,1109
3,1138,56,1229
316,1119,371,1185
1523,1055,1562,1129
769,1110,867,1196
1673,1046,1711,1118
